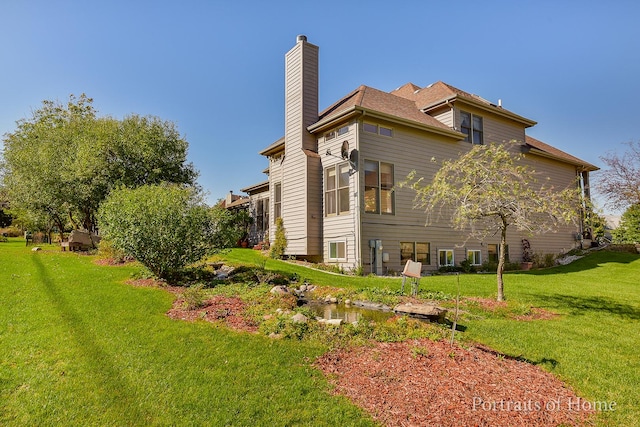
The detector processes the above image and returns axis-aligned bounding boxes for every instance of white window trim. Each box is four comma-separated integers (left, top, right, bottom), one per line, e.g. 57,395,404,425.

438,249,455,267
328,241,347,261
467,249,481,266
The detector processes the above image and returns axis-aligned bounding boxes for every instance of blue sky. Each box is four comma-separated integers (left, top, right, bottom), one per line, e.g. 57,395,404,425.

1,1,639,213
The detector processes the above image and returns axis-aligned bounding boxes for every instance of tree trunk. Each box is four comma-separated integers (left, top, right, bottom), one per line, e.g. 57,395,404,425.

496,219,508,302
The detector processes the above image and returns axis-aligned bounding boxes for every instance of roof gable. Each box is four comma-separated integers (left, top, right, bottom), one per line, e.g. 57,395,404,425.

315,85,457,134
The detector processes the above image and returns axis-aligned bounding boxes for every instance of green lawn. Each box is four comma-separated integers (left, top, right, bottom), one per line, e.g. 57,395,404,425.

0,240,373,426
1,241,639,425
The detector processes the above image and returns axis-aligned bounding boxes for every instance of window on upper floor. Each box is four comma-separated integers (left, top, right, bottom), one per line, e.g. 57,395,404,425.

364,160,394,214
324,162,350,216
326,125,350,141
363,122,393,137
460,111,483,145
274,183,282,219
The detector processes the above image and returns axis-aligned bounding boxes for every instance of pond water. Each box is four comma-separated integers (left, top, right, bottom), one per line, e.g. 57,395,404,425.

302,301,396,323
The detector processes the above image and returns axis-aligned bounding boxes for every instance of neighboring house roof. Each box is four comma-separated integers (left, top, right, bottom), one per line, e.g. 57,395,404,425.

241,180,269,195
224,197,250,209
525,135,599,171
392,81,537,128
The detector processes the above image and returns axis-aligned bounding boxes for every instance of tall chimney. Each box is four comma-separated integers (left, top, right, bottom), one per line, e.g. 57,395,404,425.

280,35,322,258
285,35,319,152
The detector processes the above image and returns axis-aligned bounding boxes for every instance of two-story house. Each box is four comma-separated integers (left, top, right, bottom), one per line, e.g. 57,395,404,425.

241,35,597,275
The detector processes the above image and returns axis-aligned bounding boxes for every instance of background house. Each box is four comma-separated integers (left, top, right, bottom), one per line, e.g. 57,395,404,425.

242,35,598,275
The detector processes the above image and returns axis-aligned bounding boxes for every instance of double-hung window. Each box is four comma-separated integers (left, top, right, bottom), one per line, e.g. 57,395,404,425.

460,111,483,144
438,249,454,267
364,160,394,214
325,163,350,216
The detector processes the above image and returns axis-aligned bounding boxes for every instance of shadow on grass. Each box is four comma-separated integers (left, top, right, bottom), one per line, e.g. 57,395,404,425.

30,253,150,422
536,293,640,320
474,344,560,370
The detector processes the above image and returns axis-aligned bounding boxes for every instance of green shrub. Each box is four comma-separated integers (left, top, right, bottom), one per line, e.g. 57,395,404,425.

269,217,287,259
532,251,557,269
98,184,215,282
607,244,639,254
182,283,207,310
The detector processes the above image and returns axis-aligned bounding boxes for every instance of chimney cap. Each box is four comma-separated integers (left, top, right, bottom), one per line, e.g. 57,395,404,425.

296,34,307,43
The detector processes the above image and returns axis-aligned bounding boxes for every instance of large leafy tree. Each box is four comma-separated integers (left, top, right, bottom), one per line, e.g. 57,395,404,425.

597,140,640,210
612,204,640,244
1,94,197,235
403,143,581,301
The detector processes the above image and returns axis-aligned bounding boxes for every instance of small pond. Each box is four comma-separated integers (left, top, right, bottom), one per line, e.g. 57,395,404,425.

302,300,396,323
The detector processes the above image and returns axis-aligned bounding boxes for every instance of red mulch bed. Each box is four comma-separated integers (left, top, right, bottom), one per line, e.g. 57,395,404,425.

316,339,594,427
166,294,259,333
124,278,259,332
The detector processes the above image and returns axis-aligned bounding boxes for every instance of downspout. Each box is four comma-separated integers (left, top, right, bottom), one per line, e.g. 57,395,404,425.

354,112,365,271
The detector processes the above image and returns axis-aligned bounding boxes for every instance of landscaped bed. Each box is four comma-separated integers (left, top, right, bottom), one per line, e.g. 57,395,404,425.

133,274,596,426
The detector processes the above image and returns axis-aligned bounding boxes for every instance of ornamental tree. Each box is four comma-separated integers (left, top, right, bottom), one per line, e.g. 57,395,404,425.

597,140,640,210
402,143,581,301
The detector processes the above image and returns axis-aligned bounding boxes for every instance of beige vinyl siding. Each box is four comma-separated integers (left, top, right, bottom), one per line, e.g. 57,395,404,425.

429,105,454,129
357,117,580,274
319,123,358,270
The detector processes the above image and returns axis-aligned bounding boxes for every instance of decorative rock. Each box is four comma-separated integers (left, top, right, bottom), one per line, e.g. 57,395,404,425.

393,303,447,323
353,300,392,311
326,319,343,326
291,313,308,324
275,308,284,314
299,284,308,292
344,299,352,306
329,297,338,304
31,247,42,252
270,285,289,295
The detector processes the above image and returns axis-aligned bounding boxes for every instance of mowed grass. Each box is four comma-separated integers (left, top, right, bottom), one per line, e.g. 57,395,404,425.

2,241,639,425
0,240,374,426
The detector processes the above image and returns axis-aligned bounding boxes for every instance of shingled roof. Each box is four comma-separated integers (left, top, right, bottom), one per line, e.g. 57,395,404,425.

308,85,462,139
392,81,537,127
524,135,598,171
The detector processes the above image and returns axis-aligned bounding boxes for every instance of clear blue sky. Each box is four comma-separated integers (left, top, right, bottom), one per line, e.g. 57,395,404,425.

2,0,639,213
